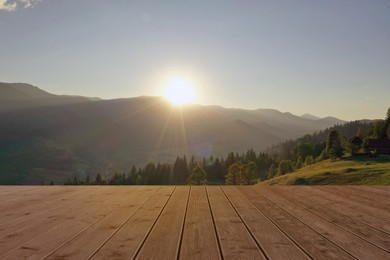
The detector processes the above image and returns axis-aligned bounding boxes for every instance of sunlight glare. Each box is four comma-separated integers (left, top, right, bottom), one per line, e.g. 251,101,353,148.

163,78,195,105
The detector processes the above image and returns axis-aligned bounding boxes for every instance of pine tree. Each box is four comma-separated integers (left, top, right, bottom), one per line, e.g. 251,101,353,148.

277,160,293,176
241,162,257,185
187,165,207,185
349,136,362,155
188,156,196,173
267,164,277,179
225,152,236,169
295,156,303,169
326,130,343,161
386,107,390,139
387,107,390,122
356,127,363,139
95,173,102,185
172,156,189,184
304,155,314,166
225,163,242,185
373,120,388,139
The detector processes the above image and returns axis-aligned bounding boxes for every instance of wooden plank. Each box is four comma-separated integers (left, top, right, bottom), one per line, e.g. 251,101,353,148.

339,185,390,204
352,185,390,199
222,186,309,259
0,186,101,210
314,186,390,221
0,187,18,194
0,187,106,237
253,186,390,260
206,186,266,259
0,187,109,256
277,186,390,234
362,186,390,196
0,186,43,199
0,187,108,240
240,187,354,260
0,187,103,226
44,187,158,260
179,186,221,260
0,186,44,194
1,185,389,259
330,186,390,211
0,186,88,219
270,186,390,252
135,186,190,260
0,187,150,258
90,186,175,259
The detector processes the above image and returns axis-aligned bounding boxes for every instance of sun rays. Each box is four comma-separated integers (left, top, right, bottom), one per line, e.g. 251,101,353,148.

163,77,195,105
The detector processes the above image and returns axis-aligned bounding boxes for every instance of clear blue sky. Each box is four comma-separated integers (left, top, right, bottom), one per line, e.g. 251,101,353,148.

1,0,389,120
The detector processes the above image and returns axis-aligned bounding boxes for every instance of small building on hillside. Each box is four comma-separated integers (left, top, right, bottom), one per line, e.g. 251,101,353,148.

367,138,390,156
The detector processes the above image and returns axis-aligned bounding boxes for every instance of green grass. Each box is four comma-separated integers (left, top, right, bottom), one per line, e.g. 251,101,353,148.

260,156,390,186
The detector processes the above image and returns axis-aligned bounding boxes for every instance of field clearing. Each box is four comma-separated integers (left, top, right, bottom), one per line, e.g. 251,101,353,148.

261,158,390,185
0,186,389,259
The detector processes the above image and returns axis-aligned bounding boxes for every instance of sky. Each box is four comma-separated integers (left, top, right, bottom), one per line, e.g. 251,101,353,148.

0,0,389,121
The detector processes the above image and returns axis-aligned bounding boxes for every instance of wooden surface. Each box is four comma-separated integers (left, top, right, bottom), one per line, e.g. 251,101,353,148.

0,186,389,260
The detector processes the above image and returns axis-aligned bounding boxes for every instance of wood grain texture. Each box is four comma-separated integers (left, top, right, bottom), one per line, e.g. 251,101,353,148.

207,186,266,260
254,186,390,260
91,186,175,259
243,187,354,260
270,186,390,252
179,186,221,260
135,186,190,260
0,186,388,260
0,187,105,237
222,186,309,259
314,186,390,221
327,186,390,211
1,187,152,259
46,187,157,260
276,186,390,234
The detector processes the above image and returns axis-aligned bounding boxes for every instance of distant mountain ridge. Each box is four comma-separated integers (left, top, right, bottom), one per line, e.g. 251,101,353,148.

0,82,100,113
0,82,347,184
301,113,321,120
0,82,54,99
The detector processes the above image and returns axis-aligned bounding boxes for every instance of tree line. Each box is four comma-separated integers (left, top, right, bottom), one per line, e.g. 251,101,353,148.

65,150,277,185
264,108,390,179
65,108,390,185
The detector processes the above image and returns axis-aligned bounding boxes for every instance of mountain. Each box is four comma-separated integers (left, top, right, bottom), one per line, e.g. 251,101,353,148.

0,82,54,99
0,82,100,113
318,116,346,126
301,113,320,120
0,83,346,184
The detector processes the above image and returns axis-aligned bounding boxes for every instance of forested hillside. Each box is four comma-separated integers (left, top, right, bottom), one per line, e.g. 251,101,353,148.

65,110,390,186
0,83,345,184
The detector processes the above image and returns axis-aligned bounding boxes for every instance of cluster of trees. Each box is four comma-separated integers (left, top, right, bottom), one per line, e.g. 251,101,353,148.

225,162,257,185
65,149,277,185
65,108,390,185
265,108,390,179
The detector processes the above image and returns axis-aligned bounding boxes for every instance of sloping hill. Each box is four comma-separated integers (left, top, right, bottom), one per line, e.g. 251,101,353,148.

0,82,99,113
260,157,390,185
0,83,347,184
0,82,54,99
301,113,320,120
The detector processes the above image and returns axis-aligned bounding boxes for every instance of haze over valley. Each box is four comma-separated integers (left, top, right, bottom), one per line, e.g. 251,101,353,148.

1,3,389,259
1,1,389,185
0,82,346,184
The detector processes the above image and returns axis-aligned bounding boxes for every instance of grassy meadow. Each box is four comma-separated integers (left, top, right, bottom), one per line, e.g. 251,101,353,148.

260,156,390,185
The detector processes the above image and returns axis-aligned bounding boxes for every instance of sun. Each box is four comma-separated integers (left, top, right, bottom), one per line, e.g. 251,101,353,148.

163,78,195,105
